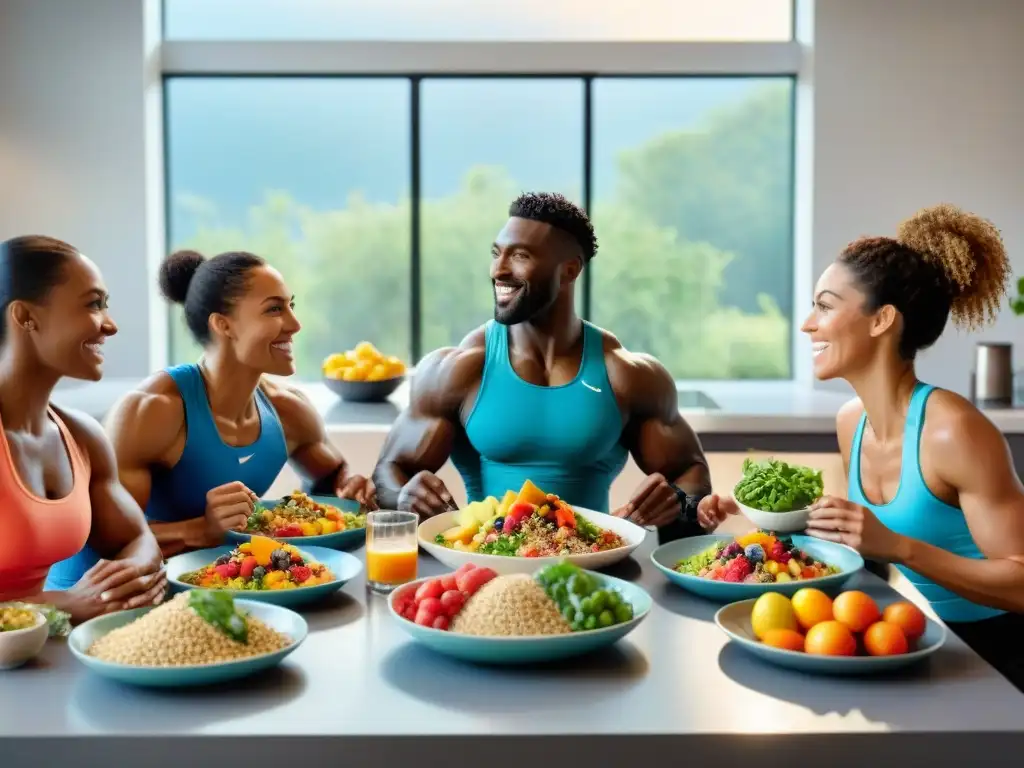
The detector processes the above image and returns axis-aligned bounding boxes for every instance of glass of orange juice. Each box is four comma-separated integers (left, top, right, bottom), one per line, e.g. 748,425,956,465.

365,511,419,594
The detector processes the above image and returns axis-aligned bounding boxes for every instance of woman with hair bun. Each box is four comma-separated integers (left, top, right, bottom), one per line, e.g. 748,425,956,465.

47,249,375,589
801,204,1024,689
0,236,164,622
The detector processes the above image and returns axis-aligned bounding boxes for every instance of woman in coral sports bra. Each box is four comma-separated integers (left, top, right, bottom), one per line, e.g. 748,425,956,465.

800,205,1024,692
0,236,164,622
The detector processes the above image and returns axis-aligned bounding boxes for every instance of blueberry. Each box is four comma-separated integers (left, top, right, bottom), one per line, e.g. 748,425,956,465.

744,543,765,565
493,517,504,531
252,566,266,581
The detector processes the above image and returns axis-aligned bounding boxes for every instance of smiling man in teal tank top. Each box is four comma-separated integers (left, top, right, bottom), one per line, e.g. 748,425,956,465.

375,192,736,542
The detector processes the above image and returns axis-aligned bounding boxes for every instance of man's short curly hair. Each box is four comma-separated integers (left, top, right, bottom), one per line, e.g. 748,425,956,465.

508,192,598,263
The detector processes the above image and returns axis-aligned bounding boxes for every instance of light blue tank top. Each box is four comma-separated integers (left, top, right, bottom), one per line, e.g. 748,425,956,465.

45,364,289,590
450,320,628,513
848,382,1004,623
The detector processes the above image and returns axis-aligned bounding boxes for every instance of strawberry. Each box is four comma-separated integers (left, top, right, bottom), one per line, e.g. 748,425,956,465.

503,502,536,532
454,563,476,579
432,615,450,631
418,597,443,618
239,556,258,580
275,524,303,538
414,608,435,627
440,574,458,592
289,565,313,583
458,566,497,596
223,560,241,579
440,589,465,617
214,564,233,579
403,603,418,621
415,579,444,602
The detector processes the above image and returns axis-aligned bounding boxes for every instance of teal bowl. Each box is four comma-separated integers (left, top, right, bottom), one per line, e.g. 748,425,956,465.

388,570,652,665
69,600,307,687
651,534,863,602
715,597,946,675
225,495,367,550
166,545,363,608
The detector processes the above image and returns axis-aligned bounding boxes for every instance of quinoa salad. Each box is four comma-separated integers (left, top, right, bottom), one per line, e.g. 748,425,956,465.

674,531,839,584
245,491,366,538
394,561,637,637
87,592,291,667
179,536,334,591
436,480,625,557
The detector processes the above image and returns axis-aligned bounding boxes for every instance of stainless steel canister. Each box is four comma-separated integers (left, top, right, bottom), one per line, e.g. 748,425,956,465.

971,342,1013,407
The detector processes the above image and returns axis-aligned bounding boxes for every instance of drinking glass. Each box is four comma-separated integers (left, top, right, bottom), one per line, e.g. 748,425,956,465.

365,511,419,595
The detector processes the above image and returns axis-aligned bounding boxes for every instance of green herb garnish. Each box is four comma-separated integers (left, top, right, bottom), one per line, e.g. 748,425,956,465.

434,533,445,545
734,457,824,512
187,590,248,643
478,531,525,556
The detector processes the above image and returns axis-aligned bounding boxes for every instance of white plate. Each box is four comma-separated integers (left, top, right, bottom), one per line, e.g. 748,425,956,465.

417,506,646,575
735,499,810,533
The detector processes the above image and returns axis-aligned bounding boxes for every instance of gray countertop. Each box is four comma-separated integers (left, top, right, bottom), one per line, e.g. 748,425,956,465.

4,537,1024,767
51,376,1024,435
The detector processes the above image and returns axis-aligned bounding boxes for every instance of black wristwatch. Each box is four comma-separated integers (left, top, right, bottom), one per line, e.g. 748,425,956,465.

669,483,704,524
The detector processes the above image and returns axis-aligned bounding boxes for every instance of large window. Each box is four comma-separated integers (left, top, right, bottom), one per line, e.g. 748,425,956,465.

165,75,795,379
165,78,411,373
164,0,793,42
162,1,798,380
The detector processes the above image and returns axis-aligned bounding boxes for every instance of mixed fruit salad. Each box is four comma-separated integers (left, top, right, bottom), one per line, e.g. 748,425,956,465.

244,491,366,538
435,480,624,557
675,531,839,584
751,588,928,657
179,536,335,591
394,561,637,637
735,457,824,513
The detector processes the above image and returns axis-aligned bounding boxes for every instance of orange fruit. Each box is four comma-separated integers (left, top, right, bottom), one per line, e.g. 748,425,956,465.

804,620,857,656
762,628,806,652
832,590,881,633
863,621,909,656
882,601,927,641
790,588,834,630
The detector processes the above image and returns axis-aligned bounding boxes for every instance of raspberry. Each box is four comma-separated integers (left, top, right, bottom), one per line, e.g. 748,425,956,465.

223,560,240,579
289,565,313,583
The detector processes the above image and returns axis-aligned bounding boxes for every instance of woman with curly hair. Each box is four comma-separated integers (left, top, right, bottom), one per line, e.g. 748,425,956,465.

800,203,1023,688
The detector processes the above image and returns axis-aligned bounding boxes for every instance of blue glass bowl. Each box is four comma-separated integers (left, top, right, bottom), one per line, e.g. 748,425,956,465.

651,534,864,602
716,597,947,675
69,599,307,687
388,570,652,665
166,544,363,608
225,495,367,550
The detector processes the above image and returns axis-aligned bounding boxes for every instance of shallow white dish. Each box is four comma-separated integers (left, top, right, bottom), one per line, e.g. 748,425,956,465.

735,499,811,533
417,507,646,575
0,608,48,670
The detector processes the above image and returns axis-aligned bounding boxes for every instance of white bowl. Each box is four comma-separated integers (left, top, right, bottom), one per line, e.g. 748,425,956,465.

417,507,647,575
0,608,48,669
735,499,810,533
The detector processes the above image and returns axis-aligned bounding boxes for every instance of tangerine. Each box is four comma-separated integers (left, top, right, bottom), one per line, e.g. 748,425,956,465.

863,621,909,656
804,620,857,656
791,588,834,630
882,601,927,641
762,628,806,652
832,590,881,633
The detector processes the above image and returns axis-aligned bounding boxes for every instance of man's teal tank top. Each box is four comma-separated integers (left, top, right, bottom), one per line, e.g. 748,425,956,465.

848,382,1004,623
45,363,289,590
450,320,628,513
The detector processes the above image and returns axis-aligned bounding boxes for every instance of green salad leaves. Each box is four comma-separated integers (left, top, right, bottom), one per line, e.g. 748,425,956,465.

188,590,248,643
734,457,824,512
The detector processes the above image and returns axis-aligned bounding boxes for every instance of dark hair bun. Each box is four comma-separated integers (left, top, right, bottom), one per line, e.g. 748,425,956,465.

159,250,205,305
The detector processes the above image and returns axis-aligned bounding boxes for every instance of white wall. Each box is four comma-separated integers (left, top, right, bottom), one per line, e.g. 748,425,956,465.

1,0,1022,394
812,0,1024,395
0,0,163,377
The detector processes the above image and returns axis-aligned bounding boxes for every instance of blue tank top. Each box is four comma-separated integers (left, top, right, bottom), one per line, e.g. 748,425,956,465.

450,320,628,513
45,364,289,590
848,382,1004,623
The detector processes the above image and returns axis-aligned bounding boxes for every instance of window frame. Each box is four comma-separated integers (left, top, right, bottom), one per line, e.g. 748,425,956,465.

159,32,806,380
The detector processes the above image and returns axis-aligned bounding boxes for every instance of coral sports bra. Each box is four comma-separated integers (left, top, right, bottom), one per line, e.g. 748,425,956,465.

0,407,92,600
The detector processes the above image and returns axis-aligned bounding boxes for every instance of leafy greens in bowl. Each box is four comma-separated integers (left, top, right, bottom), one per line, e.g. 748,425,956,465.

733,458,824,533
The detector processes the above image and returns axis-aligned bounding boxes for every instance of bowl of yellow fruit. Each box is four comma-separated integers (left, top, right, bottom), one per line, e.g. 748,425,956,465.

322,342,406,402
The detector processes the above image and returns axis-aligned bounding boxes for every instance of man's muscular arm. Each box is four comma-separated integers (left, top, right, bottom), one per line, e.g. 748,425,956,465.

373,330,485,516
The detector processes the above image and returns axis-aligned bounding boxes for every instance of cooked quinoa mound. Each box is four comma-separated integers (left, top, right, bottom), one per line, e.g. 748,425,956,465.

87,593,291,666
450,574,571,637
